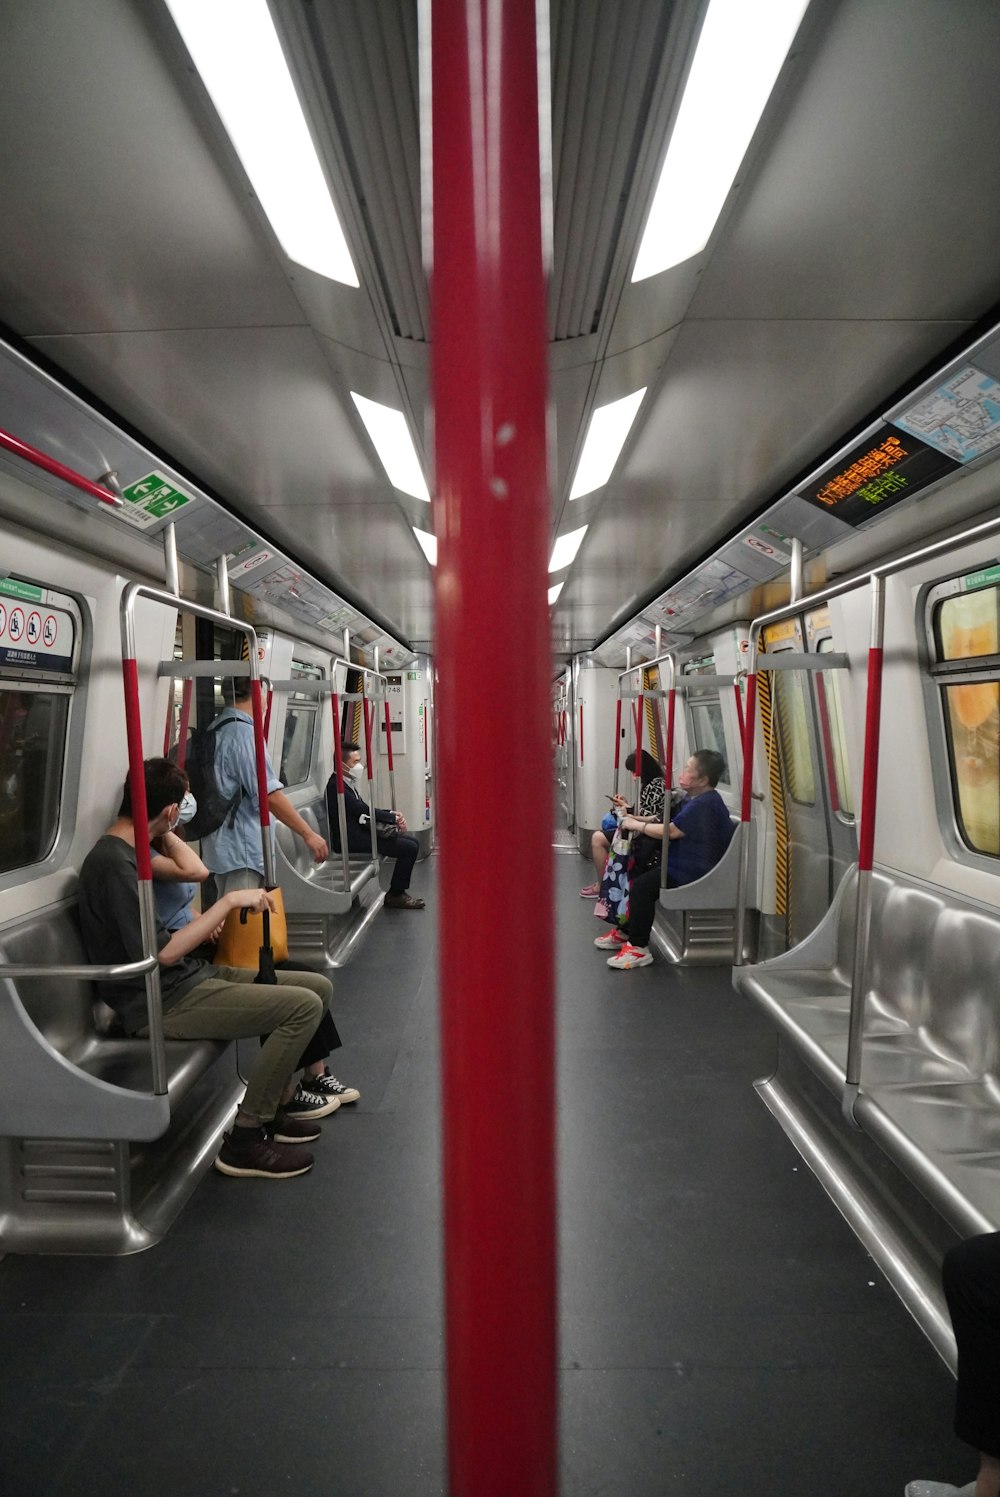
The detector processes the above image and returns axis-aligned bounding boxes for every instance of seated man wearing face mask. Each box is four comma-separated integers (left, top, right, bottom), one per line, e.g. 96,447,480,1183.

325,741,425,910
150,784,206,932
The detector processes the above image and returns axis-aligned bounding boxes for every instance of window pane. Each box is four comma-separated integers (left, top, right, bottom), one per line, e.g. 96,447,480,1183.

688,698,730,784
772,668,816,805
279,705,318,787
943,682,1000,855
937,587,1000,661
0,688,69,874
817,639,854,816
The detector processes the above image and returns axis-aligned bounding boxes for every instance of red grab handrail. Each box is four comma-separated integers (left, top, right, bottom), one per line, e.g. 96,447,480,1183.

431,2,557,1492
0,427,120,507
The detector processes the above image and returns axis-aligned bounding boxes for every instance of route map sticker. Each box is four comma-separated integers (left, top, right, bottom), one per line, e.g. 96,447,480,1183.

893,366,1000,465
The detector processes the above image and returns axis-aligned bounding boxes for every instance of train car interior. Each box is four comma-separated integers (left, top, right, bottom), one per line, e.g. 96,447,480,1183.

3,1,1000,1493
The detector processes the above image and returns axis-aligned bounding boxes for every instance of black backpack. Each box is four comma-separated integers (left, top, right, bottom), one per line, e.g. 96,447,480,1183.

168,714,243,840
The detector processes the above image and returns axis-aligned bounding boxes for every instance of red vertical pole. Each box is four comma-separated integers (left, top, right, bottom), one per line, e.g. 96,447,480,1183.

122,659,152,882
857,648,884,871
613,696,622,770
431,3,556,1494
634,692,643,776
665,687,676,794
740,673,758,823
248,680,271,836
579,702,584,764
733,680,745,744
331,693,345,793
383,699,395,773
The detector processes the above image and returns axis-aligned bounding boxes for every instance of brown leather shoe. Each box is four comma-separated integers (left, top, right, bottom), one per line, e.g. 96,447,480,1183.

384,891,425,910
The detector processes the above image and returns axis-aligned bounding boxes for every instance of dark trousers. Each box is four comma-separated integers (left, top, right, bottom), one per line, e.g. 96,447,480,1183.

380,832,419,894
624,865,677,947
944,1232,1000,1458
259,961,342,1068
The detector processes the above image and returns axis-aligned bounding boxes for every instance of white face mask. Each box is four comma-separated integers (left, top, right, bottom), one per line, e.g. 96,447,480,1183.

175,791,198,826
348,761,366,783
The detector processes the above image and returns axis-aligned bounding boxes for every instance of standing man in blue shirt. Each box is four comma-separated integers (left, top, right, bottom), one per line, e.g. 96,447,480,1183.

594,748,734,971
201,677,328,897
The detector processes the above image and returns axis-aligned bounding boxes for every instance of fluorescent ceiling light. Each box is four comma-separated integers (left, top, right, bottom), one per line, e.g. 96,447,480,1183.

569,390,646,500
351,394,430,501
632,0,809,280
164,0,359,286
548,582,564,606
548,524,588,573
413,527,437,566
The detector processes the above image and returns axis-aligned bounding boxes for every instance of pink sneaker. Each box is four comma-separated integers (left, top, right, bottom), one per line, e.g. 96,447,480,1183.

593,899,610,918
580,882,600,898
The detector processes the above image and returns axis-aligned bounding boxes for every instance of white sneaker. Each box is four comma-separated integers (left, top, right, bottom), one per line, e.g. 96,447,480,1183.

607,943,653,970
594,928,628,950
904,1481,977,1496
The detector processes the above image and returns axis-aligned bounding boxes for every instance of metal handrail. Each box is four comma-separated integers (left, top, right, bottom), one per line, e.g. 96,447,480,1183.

733,504,1000,1120
328,657,396,876
0,425,122,508
121,582,271,1095
0,956,158,981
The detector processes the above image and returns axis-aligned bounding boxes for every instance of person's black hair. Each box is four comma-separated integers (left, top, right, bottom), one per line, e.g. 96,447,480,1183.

341,741,360,755
222,675,252,706
624,749,663,789
119,758,188,819
691,748,726,787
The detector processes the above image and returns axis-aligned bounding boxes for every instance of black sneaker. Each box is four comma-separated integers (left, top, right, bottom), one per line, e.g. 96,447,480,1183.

270,1110,322,1145
283,1084,340,1120
214,1126,314,1179
309,1070,361,1105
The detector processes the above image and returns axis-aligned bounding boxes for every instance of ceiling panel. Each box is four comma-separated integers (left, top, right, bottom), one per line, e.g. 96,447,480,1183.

0,0,303,336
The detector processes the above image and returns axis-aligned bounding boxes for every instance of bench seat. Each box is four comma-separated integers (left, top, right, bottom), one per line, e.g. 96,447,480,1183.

734,864,1000,1238
0,899,243,1254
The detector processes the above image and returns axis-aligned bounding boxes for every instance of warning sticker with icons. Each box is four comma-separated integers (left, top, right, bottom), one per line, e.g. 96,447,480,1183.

0,602,74,674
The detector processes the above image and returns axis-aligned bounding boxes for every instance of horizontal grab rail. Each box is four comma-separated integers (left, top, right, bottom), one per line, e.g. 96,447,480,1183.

0,426,122,508
0,955,159,981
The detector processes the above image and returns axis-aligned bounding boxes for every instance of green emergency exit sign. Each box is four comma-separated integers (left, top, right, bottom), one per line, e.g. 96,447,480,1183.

119,471,193,529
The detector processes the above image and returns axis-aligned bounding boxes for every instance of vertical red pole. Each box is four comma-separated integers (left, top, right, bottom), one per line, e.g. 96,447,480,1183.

579,702,584,764
122,659,152,882
248,680,271,835
331,694,345,793
431,3,556,1494
733,680,745,744
857,648,884,871
634,692,643,776
613,697,622,770
665,687,676,794
383,699,395,773
740,673,758,823
363,696,374,777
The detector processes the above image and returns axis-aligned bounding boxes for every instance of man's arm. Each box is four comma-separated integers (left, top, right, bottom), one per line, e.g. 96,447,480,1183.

159,887,276,965
151,830,209,883
268,789,329,863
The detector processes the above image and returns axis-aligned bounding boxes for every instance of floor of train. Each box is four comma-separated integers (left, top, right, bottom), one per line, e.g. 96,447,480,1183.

0,852,969,1497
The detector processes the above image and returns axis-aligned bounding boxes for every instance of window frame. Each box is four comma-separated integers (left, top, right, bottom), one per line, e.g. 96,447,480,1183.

921,564,1000,870
0,579,87,891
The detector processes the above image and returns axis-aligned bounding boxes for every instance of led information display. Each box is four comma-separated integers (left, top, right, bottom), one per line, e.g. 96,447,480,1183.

798,426,958,528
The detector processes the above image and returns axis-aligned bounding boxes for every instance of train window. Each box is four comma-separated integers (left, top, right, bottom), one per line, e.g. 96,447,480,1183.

0,580,79,877
930,584,1000,857
816,638,855,818
279,661,323,788
682,658,730,786
771,661,817,806
0,688,70,874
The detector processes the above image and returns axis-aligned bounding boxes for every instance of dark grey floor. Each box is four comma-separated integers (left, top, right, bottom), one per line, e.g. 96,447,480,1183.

0,852,971,1496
